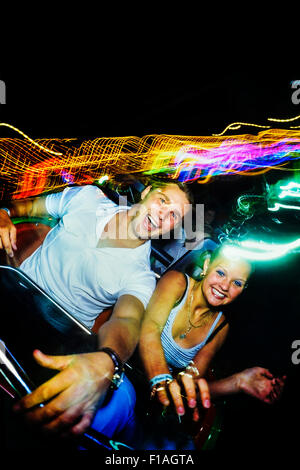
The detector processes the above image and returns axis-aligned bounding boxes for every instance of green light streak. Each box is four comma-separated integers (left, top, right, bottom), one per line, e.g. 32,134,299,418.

223,238,300,261
268,202,300,212
278,181,300,199
97,175,109,185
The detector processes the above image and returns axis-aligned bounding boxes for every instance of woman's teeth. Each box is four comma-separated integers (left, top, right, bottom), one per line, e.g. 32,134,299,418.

212,287,225,299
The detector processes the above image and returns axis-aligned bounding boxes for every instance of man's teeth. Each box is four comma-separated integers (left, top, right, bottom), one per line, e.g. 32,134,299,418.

212,288,225,299
148,215,158,228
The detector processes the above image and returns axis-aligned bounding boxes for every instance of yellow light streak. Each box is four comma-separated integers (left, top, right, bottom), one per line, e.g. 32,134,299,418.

0,122,299,200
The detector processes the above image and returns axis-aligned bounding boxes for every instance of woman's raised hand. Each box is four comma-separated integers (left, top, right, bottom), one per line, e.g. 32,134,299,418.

152,364,211,421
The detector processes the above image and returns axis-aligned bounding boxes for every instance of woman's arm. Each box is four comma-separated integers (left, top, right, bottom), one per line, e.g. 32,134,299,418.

139,270,187,381
139,271,211,418
139,270,189,412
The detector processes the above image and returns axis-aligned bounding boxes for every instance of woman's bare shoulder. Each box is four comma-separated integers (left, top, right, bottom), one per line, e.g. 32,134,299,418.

158,270,188,289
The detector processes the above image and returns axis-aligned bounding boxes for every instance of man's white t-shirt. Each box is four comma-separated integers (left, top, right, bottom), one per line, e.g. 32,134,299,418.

20,185,156,329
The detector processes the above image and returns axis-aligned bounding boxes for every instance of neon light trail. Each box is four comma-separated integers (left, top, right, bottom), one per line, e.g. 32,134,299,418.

268,181,300,212
223,238,300,261
0,122,300,199
278,181,300,199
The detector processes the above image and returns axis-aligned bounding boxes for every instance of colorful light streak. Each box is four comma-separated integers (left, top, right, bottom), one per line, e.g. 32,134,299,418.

268,202,300,212
172,136,300,183
0,121,300,199
278,181,300,199
267,181,300,212
223,238,300,261
98,175,110,185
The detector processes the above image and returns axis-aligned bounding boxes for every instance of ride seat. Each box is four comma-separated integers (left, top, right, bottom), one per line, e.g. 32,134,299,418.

0,218,112,333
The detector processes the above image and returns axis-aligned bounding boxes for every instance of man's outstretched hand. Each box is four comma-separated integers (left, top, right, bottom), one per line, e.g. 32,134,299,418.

13,349,115,435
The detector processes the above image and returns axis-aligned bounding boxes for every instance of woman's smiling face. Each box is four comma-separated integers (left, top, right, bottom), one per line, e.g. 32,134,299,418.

201,253,252,308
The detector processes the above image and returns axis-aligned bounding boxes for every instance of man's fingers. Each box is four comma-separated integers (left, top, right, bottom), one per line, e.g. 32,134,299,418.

33,349,74,371
13,351,81,412
9,225,17,251
71,410,95,435
0,230,14,257
41,402,94,435
14,367,73,412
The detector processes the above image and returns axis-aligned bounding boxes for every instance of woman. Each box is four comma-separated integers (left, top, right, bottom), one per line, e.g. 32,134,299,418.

139,244,285,427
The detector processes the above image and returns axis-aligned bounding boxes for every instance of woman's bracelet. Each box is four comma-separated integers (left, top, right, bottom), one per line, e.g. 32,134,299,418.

149,373,173,389
149,373,173,399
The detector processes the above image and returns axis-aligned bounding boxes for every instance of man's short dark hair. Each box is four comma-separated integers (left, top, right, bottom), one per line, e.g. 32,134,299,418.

142,176,194,205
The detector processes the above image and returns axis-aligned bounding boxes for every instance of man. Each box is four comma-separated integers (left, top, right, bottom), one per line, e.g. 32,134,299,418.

0,181,197,443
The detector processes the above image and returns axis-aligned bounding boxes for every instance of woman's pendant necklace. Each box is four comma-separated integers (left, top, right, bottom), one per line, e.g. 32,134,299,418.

179,282,211,339
179,287,196,339
179,324,193,339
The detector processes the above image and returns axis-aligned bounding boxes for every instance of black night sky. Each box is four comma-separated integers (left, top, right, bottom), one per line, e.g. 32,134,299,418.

0,71,299,454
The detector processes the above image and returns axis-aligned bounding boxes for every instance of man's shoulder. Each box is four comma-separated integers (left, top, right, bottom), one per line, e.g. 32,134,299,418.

64,185,115,213
72,184,105,200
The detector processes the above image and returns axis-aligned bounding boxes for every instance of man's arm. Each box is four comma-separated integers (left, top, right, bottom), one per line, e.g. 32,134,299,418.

97,294,145,361
0,196,48,257
2,195,48,218
13,294,145,436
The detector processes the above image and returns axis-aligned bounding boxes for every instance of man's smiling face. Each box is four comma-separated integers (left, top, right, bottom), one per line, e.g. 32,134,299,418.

128,184,191,240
